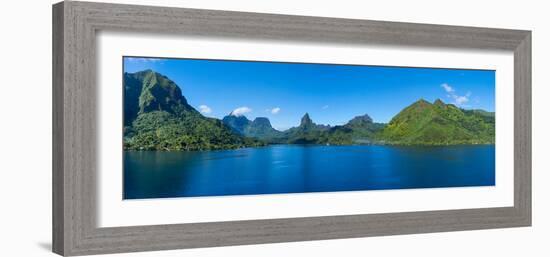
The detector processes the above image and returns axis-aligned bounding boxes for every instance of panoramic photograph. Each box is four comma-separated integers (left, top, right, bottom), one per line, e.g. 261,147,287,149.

122,56,496,200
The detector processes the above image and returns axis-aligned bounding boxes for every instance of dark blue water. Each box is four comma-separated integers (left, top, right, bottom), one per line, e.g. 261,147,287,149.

123,145,495,199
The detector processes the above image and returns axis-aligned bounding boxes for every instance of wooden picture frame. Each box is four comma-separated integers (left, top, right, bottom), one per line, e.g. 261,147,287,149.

52,1,531,256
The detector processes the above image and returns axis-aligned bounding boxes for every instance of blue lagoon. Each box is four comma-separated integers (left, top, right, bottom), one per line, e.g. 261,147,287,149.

124,145,495,199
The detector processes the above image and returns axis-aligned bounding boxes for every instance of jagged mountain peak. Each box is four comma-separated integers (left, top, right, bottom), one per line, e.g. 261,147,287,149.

222,114,251,134
123,70,195,125
300,113,313,126
347,114,373,126
434,98,445,107
222,115,282,139
252,117,272,126
413,98,431,106
123,70,261,151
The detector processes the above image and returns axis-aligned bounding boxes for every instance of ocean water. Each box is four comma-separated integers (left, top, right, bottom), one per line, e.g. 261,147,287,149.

123,144,495,199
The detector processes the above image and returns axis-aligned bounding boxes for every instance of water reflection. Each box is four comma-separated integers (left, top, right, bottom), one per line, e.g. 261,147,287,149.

124,145,495,199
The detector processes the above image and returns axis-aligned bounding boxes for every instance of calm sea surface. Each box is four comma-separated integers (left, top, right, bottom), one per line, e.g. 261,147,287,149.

123,145,495,199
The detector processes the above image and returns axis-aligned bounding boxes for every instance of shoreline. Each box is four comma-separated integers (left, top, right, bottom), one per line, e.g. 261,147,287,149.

123,142,496,152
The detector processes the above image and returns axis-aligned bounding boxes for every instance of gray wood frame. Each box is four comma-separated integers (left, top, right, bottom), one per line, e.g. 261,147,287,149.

52,1,531,256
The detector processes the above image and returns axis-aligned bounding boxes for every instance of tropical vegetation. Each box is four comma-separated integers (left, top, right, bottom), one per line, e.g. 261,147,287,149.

123,70,495,151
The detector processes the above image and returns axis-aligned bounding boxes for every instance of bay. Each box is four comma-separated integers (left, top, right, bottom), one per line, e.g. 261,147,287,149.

123,145,495,199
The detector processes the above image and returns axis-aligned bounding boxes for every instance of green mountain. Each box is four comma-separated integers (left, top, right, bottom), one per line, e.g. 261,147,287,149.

342,114,386,140
379,99,495,145
312,114,385,145
123,70,263,151
222,114,283,140
280,113,384,145
246,117,284,139
221,113,251,135
123,69,196,126
284,113,331,144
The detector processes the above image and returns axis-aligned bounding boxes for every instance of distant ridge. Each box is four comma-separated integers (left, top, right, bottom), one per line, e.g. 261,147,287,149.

222,114,283,140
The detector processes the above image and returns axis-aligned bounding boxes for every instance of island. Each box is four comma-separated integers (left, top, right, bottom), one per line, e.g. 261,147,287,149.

123,70,495,151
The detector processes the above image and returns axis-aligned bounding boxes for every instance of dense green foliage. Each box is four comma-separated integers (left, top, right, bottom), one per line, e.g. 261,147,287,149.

379,99,495,145
124,70,193,126
124,110,264,151
245,117,284,139
123,70,263,151
124,70,495,151
222,115,283,140
283,113,384,145
222,101,494,146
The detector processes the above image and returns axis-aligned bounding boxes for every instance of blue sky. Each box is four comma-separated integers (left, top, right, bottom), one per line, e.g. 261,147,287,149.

124,57,495,131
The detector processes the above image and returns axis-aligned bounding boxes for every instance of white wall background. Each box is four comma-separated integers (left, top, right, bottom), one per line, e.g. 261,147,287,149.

0,0,547,256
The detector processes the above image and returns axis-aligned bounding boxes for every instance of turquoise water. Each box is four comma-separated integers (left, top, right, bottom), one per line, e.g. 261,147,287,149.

123,145,495,199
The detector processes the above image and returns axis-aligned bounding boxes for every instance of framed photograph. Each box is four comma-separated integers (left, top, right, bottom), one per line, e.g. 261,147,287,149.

53,1,531,256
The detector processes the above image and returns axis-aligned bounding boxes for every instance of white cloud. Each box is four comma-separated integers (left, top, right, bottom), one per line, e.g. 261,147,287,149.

441,83,454,93
198,105,212,114
270,107,281,114
231,106,252,116
454,96,469,105
274,126,289,131
322,105,329,110
441,83,471,106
